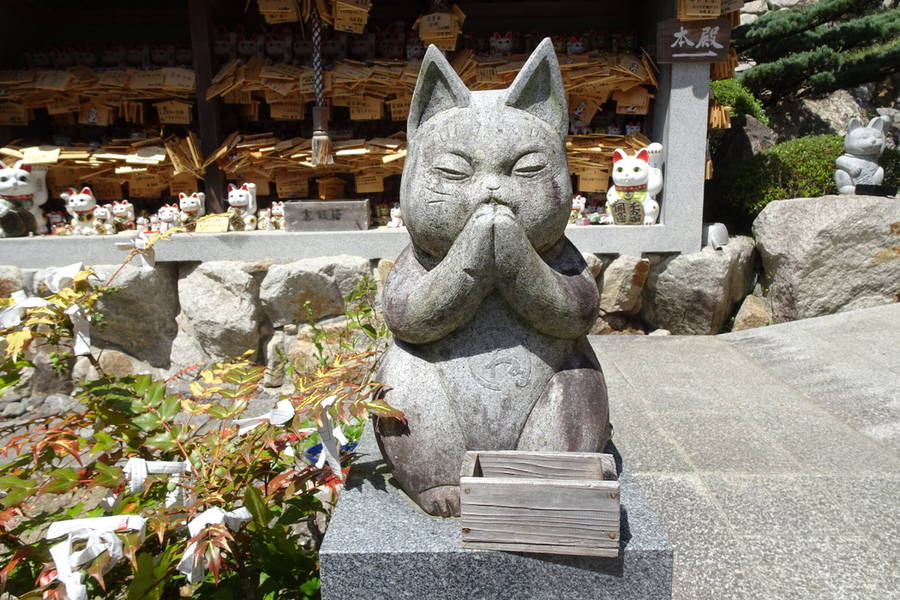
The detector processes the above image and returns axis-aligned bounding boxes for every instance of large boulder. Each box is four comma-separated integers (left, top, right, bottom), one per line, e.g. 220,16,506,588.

177,262,260,361
598,255,650,315
260,255,370,327
91,264,179,368
640,236,756,335
0,266,24,298
753,195,900,321
768,89,866,141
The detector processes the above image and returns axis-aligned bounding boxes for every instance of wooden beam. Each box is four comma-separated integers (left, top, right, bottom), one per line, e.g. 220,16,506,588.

189,0,225,213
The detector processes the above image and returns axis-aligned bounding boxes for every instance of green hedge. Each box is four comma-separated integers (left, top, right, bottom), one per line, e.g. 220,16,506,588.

709,79,770,124
720,134,900,231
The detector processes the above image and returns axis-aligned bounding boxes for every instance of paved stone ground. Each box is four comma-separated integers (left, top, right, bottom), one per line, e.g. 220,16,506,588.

590,303,900,600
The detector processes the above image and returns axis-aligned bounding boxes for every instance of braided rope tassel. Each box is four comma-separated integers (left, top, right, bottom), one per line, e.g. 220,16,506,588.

310,1,333,166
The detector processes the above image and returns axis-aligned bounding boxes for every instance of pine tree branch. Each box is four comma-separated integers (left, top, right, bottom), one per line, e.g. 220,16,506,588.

734,0,883,51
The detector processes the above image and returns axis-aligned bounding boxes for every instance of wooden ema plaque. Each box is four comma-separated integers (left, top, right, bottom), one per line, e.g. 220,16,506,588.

283,199,371,231
657,18,731,63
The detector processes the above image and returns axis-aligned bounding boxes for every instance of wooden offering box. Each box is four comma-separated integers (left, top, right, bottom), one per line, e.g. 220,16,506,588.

459,451,620,557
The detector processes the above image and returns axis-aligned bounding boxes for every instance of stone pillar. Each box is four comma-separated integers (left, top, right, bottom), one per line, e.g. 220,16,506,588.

660,62,709,254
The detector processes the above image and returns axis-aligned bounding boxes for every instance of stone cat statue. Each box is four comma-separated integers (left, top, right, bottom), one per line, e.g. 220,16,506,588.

835,116,888,195
376,39,609,517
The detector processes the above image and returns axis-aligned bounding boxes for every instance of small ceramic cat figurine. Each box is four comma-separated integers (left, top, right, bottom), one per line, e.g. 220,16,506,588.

489,31,513,57
835,116,888,195
111,200,136,231
61,187,98,236
387,204,403,228
567,35,587,55
257,208,273,231
376,39,608,517
178,192,206,226
226,183,257,231
47,211,70,235
605,144,664,225
406,36,426,62
0,160,48,237
157,204,180,233
270,201,285,230
93,204,115,235
570,194,587,224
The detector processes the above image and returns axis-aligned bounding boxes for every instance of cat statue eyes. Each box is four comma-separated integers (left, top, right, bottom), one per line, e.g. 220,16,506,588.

375,39,608,517
835,116,888,195
605,144,664,225
226,183,258,231
0,160,48,238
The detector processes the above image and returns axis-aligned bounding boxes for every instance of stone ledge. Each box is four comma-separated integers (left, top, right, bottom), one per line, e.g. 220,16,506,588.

319,428,673,600
0,224,698,269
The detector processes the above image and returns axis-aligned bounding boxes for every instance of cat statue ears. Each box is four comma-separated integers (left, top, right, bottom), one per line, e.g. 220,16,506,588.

408,37,568,141
847,116,887,133
613,148,650,163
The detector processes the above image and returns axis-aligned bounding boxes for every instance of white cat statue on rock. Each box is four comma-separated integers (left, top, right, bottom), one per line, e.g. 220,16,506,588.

605,143,664,225
226,183,257,231
835,116,888,194
157,204,180,233
61,187,98,235
0,160,49,237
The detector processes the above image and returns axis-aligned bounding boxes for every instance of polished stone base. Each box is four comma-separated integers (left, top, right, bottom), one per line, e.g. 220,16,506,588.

320,428,673,600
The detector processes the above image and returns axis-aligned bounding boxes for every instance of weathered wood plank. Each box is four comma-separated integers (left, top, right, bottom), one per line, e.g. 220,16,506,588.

459,540,620,558
463,450,617,481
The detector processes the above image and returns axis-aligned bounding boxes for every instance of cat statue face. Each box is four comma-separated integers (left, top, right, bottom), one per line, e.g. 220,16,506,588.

401,39,571,260
227,183,257,213
178,192,206,217
844,116,886,157
157,204,179,224
111,199,135,221
611,148,651,188
0,161,38,203
489,32,513,57
271,201,285,218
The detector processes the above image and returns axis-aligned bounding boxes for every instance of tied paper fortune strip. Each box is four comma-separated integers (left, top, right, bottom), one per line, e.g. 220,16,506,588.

233,399,294,435
43,262,84,294
0,290,50,328
64,305,91,356
176,507,252,584
46,515,146,600
123,457,192,508
114,232,156,270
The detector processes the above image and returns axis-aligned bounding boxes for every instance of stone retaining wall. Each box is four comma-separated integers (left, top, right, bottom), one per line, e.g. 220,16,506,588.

0,238,760,414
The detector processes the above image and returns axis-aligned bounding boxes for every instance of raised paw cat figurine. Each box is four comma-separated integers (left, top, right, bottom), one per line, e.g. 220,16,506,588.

61,187,97,236
226,183,258,231
605,145,663,225
157,204,180,233
178,192,206,227
93,204,115,235
375,39,609,518
111,200,136,232
0,160,48,237
835,116,888,195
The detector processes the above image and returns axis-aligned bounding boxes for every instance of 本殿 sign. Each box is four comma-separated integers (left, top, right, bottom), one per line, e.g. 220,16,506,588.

656,18,731,63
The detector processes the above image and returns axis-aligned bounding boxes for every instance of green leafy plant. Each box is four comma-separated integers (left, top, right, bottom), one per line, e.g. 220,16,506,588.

716,135,900,231
709,79,769,125
0,240,401,599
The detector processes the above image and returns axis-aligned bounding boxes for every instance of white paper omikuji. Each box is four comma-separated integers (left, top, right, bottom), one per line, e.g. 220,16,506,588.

64,305,92,356
176,507,252,584
43,262,84,294
46,515,146,600
233,399,295,435
316,411,345,482
123,458,191,508
0,290,50,328
115,232,155,270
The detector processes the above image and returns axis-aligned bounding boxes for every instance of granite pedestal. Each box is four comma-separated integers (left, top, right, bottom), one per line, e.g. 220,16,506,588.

320,428,673,600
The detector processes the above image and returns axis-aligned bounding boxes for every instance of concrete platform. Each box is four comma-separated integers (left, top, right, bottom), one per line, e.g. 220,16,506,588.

320,427,673,600
592,302,900,600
